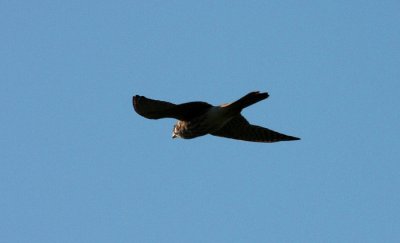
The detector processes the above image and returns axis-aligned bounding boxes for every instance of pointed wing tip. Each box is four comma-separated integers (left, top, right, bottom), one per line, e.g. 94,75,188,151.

246,136,301,143
263,135,300,143
285,136,300,141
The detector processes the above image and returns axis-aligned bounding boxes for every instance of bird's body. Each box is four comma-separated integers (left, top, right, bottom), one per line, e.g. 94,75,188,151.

133,91,300,143
172,106,233,139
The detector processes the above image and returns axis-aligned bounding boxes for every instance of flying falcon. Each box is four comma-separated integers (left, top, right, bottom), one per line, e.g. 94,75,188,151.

132,91,300,143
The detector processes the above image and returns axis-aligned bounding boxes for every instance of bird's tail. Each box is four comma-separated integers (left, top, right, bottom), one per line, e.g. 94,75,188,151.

227,91,269,112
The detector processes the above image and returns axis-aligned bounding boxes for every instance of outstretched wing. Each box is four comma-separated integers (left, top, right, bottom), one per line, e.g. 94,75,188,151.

133,95,212,121
211,115,300,143
133,95,177,119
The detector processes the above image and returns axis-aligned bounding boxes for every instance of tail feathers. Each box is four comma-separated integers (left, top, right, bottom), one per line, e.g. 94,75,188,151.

229,91,269,111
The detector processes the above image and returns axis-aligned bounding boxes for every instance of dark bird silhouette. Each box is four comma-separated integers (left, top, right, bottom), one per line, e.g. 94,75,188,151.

132,91,300,143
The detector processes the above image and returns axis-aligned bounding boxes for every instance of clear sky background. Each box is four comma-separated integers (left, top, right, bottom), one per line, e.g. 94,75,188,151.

1,1,399,242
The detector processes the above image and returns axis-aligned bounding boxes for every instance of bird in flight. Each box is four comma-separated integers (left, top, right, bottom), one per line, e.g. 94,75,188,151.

132,91,300,143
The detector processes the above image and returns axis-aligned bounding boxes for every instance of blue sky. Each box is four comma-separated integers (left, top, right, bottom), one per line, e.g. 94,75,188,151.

1,1,399,242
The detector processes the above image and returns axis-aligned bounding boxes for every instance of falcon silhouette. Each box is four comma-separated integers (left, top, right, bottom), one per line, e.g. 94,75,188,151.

132,91,300,143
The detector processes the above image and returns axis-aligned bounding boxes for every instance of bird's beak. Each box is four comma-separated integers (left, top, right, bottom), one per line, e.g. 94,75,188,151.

172,134,177,139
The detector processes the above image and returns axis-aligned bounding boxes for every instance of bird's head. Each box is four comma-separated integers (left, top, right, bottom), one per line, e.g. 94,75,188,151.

172,124,181,139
